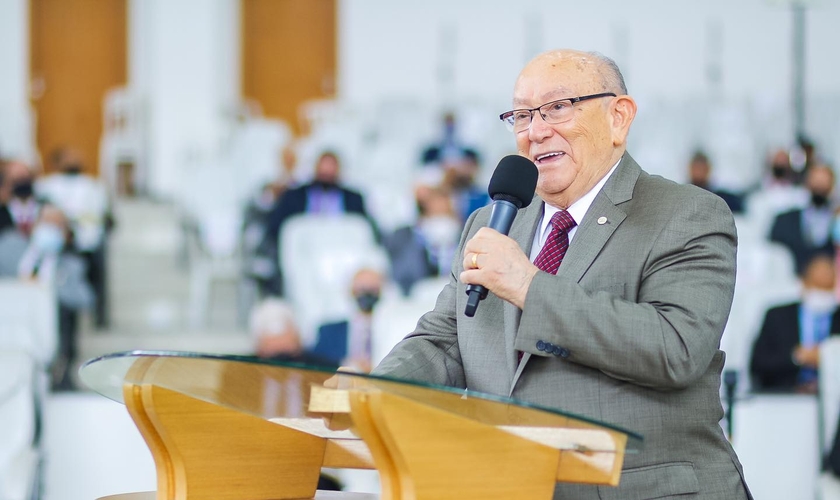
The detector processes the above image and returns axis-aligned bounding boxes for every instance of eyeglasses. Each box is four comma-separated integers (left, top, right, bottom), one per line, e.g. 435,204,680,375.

499,92,617,133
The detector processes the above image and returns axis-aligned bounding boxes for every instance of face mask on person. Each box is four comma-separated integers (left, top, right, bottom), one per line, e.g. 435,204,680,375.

803,289,837,314
31,223,65,254
62,164,83,175
771,164,789,180
419,215,461,249
811,192,831,208
12,181,34,199
354,292,380,313
312,180,338,190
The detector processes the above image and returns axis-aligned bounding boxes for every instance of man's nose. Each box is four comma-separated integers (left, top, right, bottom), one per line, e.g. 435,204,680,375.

528,111,552,142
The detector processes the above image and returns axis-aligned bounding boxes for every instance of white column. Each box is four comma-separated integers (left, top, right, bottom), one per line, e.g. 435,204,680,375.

128,0,240,198
0,0,36,164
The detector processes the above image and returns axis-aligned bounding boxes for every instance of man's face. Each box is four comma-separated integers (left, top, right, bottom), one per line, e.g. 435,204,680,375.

512,53,622,208
806,166,834,197
314,154,340,184
689,161,711,186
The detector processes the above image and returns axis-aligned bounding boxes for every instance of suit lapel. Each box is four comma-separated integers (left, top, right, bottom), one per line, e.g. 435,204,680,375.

558,155,639,282
508,154,641,395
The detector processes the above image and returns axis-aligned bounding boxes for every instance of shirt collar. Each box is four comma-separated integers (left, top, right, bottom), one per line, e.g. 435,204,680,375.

540,158,622,235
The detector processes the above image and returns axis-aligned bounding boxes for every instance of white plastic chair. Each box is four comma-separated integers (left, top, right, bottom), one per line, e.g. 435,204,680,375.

731,394,820,500
0,279,58,366
0,350,41,500
280,214,386,347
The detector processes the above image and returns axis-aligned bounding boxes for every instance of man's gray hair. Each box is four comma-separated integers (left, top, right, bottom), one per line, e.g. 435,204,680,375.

587,51,627,95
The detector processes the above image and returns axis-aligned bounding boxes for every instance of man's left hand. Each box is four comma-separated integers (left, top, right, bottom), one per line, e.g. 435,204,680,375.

459,227,539,309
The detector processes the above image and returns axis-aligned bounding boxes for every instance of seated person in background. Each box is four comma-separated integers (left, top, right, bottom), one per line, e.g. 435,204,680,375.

250,298,336,367
18,204,94,391
265,151,377,294
37,147,112,328
385,186,462,295
769,163,836,275
750,255,840,394
442,151,490,223
420,112,478,167
687,150,744,214
241,146,301,298
2,159,43,238
747,148,808,218
312,267,384,372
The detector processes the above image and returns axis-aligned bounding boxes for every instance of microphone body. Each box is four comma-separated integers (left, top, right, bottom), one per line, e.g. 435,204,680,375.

464,198,519,317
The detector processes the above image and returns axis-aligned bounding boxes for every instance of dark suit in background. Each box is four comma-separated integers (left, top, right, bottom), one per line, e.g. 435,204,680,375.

769,209,834,276
383,226,438,296
310,321,350,365
749,302,840,391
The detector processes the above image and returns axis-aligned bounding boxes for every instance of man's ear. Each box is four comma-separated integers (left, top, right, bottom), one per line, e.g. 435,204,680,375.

610,96,637,147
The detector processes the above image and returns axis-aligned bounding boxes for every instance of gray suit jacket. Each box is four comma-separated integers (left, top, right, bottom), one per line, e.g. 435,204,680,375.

374,154,752,499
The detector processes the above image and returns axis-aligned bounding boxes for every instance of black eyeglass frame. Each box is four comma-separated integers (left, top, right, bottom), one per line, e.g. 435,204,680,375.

499,92,617,131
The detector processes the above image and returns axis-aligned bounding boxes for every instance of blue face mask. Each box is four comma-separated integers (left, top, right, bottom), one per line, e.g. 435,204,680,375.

31,223,65,254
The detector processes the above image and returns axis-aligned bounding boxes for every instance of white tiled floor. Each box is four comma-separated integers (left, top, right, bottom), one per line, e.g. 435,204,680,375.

74,198,252,382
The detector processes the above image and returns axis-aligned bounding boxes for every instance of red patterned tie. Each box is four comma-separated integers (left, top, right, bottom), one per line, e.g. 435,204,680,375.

533,210,577,275
517,210,576,364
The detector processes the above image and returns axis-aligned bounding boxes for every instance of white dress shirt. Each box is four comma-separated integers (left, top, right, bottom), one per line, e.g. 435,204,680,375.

529,159,620,261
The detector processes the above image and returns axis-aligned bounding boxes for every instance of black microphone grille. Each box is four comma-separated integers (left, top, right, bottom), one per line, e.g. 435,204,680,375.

487,155,539,208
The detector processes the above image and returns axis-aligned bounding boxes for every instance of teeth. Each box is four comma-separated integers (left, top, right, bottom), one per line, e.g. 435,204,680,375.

536,152,564,161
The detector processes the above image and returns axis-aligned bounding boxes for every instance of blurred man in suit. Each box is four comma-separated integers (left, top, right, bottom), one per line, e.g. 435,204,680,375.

770,163,835,275
266,151,371,233
750,255,839,393
264,151,376,295
384,186,461,295
687,149,744,214
373,49,750,499
313,267,384,372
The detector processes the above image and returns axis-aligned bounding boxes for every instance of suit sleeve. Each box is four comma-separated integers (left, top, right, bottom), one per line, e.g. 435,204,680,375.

370,214,475,388
515,192,737,390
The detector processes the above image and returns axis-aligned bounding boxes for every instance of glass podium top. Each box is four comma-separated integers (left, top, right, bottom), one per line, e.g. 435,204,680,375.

80,350,642,453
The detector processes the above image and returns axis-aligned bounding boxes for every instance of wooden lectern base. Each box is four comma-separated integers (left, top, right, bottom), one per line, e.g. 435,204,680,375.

98,492,378,500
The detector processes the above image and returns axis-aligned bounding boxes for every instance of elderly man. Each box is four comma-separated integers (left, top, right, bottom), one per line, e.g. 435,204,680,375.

374,50,750,499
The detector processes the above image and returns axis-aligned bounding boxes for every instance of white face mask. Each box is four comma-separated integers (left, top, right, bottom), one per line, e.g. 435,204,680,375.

31,223,65,254
419,215,461,249
803,289,837,314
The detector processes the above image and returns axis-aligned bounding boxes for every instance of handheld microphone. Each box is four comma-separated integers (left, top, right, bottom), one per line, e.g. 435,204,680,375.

464,155,538,317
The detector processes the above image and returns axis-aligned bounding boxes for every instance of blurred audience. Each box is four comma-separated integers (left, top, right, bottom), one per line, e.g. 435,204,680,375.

686,150,744,214
311,267,384,372
441,151,490,223
18,204,94,391
420,112,478,167
241,146,301,298
384,186,461,295
769,163,836,275
37,147,112,328
749,255,839,394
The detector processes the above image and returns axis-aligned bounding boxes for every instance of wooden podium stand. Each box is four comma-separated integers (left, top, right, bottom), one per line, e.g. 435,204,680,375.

80,351,641,500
